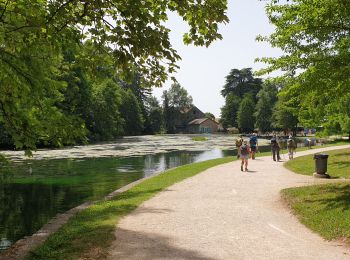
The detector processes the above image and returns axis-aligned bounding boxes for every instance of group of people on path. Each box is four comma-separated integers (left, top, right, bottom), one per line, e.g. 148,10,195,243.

235,134,297,172
235,134,258,172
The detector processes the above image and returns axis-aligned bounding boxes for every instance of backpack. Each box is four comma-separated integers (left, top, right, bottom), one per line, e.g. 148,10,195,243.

249,136,257,147
271,138,278,148
287,139,295,148
240,144,249,155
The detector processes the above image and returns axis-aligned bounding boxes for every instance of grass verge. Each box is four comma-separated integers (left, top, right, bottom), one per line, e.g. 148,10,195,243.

282,183,350,243
282,147,350,245
284,148,350,178
27,156,234,259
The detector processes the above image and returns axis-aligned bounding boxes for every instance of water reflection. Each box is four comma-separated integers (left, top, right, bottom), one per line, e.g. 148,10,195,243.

0,149,234,251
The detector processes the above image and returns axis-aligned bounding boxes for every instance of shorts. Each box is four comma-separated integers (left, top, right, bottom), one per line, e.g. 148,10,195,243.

240,154,249,160
251,146,257,152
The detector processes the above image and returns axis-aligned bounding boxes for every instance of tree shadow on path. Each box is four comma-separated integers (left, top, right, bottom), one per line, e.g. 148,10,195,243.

109,228,216,260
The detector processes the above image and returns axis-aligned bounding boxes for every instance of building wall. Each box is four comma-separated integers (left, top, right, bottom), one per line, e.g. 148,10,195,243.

187,119,219,134
175,106,205,133
198,119,219,133
187,124,200,133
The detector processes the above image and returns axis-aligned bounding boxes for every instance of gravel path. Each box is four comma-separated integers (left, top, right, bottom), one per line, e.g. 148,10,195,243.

107,145,350,260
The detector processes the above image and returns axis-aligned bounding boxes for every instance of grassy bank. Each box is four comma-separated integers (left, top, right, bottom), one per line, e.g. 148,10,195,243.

284,148,350,178
282,183,350,243
27,156,234,259
282,147,350,245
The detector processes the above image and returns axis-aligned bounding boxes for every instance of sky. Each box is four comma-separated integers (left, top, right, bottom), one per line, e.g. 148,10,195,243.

153,0,282,118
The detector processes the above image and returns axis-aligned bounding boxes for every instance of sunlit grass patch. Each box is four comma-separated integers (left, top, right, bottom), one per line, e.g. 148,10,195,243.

284,148,350,179
282,183,350,242
282,147,350,245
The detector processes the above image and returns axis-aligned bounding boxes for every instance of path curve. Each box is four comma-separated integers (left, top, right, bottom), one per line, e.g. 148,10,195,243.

107,145,350,260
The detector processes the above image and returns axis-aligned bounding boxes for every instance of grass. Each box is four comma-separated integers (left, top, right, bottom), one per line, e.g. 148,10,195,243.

282,183,350,242
284,148,350,178
282,147,350,245
191,136,208,141
27,156,234,259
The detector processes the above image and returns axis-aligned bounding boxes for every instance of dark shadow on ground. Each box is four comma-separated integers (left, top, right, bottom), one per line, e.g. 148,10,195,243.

332,161,350,168
333,151,350,156
129,206,173,215
309,184,350,211
109,228,217,260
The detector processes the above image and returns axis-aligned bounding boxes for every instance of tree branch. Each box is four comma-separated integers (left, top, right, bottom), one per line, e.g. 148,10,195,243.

0,0,10,21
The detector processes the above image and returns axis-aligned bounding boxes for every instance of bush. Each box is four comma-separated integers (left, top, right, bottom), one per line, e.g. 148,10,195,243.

227,127,239,134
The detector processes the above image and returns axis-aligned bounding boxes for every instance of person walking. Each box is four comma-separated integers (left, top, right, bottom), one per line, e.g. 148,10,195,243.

271,135,281,161
235,135,244,158
240,140,250,171
287,135,297,160
249,133,258,160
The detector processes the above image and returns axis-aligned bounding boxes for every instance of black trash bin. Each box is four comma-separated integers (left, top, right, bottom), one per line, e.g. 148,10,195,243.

313,154,329,178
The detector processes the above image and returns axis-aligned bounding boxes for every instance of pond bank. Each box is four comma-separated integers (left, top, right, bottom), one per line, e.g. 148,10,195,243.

5,157,235,260
0,149,233,252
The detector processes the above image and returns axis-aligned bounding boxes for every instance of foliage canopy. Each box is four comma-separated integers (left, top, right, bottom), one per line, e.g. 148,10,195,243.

258,0,350,136
0,0,228,152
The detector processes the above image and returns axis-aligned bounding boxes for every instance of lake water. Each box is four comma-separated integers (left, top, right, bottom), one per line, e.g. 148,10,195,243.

1,134,248,251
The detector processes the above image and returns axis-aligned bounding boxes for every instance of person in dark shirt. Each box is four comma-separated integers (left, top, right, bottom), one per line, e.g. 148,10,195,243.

271,135,281,161
249,133,258,160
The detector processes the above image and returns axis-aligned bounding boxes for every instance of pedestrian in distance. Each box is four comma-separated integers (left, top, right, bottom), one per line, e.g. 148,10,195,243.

235,135,244,159
240,140,251,172
249,133,258,160
287,135,297,160
271,134,281,161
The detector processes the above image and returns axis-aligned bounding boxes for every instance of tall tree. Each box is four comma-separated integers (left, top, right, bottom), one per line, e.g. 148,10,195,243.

254,82,278,133
258,0,350,138
204,112,215,120
221,68,262,100
237,94,255,133
119,89,144,136
162,83,193,133
118,71,152,134
144,96,164,134
165,83,193,110
272,92,299,135
220,93,241,129
162,91,175,134
89,80,124,141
